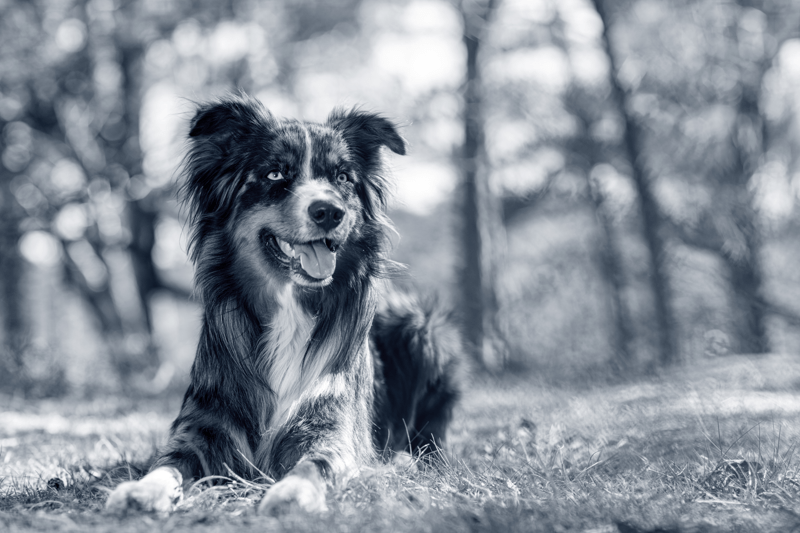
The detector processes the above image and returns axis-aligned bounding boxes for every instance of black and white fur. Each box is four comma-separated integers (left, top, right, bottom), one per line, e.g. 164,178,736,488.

106,95,460,514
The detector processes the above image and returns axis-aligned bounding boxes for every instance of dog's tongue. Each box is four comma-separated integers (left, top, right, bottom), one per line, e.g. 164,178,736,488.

295,241,336,279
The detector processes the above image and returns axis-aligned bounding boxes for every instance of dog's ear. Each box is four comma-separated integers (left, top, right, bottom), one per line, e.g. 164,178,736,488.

189,97,268,140
327,109,405,225
182,96,273,255
189,104,235,138
327,109,406,158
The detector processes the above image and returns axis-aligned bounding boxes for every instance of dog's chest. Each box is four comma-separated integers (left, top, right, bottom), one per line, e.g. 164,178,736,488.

261,286,323,426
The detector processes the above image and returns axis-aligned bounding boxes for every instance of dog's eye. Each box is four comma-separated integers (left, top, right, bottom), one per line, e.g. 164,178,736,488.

336,172,349,184
266,170,284,181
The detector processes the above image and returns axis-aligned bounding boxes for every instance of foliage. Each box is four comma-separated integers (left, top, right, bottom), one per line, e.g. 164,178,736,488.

1,0,800,384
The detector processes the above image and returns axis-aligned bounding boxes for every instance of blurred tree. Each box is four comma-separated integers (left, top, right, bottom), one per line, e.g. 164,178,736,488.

113,0,201,336
592,0,679,365
542,8,638,369
65,0,244,376
664,0,800,354
561,87,635,368
0,0,194,386
481,1,648,372
20,0,152,379
0,0,77,387
640,0,800,354
458,0,508,369
0,135,27,377
0,4,27,370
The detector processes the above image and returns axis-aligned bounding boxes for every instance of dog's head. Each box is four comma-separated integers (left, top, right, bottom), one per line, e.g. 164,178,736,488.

182,95,406,295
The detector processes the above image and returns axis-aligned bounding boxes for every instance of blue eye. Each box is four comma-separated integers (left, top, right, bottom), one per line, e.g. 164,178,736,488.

337,172,349,183
267,170,284,181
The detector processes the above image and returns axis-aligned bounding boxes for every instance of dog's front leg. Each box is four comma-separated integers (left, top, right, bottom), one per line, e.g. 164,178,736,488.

105,466,184,514
257,460,328,515
257,374,369,515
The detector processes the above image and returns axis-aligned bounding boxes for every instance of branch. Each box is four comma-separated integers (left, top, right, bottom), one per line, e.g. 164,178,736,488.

501,171,558,224
59,238,124,336
756,296,800,327
662,214,723,253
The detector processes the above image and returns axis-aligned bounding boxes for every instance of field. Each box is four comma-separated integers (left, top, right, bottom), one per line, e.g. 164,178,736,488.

2,353,800,532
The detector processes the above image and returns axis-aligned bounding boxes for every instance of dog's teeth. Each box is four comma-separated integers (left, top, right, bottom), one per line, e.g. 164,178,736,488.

276,238,295,258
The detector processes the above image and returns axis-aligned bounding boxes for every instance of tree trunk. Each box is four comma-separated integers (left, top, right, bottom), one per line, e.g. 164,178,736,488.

119,42,160,333
458,0,506,369
592,0,678,366
0,163,27,372
587,178,634,368
725,250,768,353
721,83,770,353
128,199,158,331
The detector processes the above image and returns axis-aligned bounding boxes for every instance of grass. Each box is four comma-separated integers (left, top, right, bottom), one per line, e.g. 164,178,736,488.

3,353,800,532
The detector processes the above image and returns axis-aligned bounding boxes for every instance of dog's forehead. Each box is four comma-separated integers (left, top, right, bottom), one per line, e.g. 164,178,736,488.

270,121,349,166
306,123,349,165
270,121,307,160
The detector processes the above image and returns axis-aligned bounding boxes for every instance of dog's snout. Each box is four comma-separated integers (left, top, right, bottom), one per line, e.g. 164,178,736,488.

308,200,344,232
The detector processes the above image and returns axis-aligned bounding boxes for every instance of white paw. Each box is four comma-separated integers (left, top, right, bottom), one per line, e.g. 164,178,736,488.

257,474,328,515
391,451,418,471
105,467,183,514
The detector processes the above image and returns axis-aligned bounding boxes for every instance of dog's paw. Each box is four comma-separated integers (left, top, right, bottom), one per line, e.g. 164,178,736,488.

258,474,328,516
391,451,418,471
105,467,183,514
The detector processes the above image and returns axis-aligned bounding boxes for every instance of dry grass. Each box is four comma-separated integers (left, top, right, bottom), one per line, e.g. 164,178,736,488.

3,353,800,532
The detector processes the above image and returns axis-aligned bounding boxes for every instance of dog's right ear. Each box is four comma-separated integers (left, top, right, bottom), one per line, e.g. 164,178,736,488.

189,97,269,140
182,96,273,253
189,104,235,138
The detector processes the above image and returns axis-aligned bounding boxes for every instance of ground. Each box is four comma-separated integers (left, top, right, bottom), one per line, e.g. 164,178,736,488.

2,353,800,532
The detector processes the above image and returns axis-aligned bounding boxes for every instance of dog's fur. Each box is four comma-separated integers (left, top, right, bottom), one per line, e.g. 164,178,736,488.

106,95,460,514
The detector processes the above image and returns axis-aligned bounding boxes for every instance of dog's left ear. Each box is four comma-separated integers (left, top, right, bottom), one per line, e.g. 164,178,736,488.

327,109,406,224
327,109,406,159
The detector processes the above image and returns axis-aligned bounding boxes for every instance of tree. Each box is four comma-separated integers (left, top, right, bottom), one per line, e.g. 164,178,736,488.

647,0,800,354
457,0,507,369
0,0,189,386
591,0,679,366
588,0,800,357
0,133,27,376
563,87,636,369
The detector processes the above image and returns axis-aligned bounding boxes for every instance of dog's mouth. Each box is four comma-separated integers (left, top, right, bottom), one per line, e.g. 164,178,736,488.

261,232,340,281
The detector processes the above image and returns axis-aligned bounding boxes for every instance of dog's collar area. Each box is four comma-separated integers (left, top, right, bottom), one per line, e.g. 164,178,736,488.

260,231,339,285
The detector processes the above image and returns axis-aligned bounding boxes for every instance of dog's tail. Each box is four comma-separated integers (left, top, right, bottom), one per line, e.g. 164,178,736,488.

371,290,462,460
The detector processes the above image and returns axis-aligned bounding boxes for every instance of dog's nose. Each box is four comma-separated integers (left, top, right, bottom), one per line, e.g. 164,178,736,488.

308,200,344,232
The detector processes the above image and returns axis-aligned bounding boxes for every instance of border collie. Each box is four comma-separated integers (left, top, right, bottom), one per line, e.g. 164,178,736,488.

106,95,460,514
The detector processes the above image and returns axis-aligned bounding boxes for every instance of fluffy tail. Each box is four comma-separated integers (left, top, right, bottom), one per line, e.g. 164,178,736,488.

371,291,462,459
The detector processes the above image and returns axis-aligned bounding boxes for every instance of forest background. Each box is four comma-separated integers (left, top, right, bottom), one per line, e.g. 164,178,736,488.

1,0,800,394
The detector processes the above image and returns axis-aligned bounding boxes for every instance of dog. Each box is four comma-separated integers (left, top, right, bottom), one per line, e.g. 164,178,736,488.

106,95,461,514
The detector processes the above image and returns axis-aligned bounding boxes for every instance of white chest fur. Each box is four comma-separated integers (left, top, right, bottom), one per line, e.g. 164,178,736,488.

261,286,323,427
